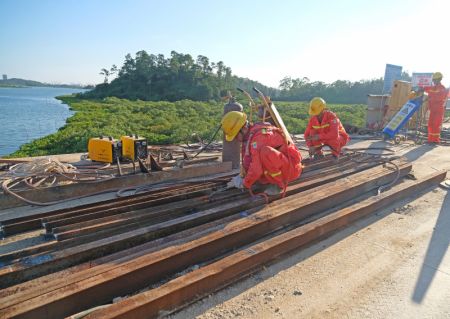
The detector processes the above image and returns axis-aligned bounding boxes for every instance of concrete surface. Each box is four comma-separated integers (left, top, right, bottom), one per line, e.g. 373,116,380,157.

169,138,450,319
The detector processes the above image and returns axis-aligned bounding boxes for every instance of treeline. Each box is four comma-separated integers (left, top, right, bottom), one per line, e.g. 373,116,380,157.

277,72,412,104
0,78,92,89
82,50,412,104
83,50,276,101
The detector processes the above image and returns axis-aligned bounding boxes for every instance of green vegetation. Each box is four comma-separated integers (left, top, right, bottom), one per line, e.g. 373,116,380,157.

278,72,411,104
8,96,366,157
84,50,276,102
85,50,412,104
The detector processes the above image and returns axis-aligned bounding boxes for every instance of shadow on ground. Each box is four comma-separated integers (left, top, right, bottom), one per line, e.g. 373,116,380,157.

401,144,437,162
412,190,450,303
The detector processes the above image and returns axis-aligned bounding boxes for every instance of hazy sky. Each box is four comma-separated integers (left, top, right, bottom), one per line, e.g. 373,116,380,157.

1,0,448,87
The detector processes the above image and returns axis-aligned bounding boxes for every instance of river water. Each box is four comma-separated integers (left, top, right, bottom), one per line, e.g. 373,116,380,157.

0,87,87,156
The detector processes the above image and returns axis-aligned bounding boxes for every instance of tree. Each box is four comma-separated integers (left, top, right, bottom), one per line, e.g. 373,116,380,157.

99,68,110,83
87,50,275,102
279,76,293,91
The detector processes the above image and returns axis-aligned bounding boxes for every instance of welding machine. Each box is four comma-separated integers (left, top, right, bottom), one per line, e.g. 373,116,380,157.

120,135,148,161
88,136,121,163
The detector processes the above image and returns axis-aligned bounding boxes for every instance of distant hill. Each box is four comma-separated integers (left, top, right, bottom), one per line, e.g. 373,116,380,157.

0,78,93,89
82,50,278,102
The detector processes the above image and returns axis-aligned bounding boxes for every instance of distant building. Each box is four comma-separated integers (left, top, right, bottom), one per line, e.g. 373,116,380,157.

2,74,6,81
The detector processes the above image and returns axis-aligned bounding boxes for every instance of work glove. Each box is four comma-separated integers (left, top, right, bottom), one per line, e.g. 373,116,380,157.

227,175,245,189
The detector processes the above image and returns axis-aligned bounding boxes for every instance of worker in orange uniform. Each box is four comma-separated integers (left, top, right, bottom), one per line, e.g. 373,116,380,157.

221,111,302,195
423,72,448,144
304,97,349,159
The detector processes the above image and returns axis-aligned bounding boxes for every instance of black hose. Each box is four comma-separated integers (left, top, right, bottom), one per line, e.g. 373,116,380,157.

192,124,222,159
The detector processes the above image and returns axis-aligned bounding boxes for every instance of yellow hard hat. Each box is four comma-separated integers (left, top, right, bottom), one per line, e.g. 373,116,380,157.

221,111,247,142
432,72,443,81
309,97,326,116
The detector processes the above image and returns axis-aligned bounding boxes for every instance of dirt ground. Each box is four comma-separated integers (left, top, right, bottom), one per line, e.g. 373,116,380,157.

170,138,450,319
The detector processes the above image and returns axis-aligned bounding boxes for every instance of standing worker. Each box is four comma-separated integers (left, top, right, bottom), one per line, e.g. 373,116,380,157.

304,97,349,159
221,111,302,195
423,72,448,144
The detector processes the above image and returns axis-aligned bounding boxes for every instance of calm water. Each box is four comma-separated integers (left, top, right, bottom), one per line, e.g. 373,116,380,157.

0,87,87,156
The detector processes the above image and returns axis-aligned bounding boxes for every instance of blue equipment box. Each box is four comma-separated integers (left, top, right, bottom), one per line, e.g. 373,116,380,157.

382,96,424,139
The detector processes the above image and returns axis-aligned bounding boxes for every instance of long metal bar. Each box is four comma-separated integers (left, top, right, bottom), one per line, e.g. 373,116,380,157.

52,159,377,241
0,181,224,236
87,170,446,319
0,157,370,261
0,208,266,312
0,163,412,318
52,192,248,241
0,162,232,209
0,208,266,306
0,157,397,264
42,183,221,232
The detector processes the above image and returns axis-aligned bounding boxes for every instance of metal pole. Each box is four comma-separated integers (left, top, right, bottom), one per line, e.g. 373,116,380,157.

222,97,243,169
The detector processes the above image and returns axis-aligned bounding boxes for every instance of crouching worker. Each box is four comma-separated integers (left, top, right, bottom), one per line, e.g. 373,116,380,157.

221,111,303,196
304,97,349,159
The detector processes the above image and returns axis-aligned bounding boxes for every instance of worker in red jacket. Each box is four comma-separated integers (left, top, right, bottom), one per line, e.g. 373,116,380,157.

304,97,349,159
423,72,448,144
221,111,302,194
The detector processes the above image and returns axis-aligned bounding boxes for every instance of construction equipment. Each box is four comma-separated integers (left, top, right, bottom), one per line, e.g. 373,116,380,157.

382,93,425,141
120,134,151,174
120,135,148,161
236,87,258,124
88,136,121,163
252,87,293,144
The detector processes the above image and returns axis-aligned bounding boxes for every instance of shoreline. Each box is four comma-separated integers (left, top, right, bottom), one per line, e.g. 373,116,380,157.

0,88,85,158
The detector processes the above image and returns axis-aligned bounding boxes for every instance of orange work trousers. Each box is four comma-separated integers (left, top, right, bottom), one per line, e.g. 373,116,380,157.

428,106,444,143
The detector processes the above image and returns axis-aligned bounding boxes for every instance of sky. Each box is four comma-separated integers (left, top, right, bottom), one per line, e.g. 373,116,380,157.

0,0,449,88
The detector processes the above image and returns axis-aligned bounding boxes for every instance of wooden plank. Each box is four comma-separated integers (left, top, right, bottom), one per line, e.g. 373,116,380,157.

0,163,412,318
0,161,232,209
88,170,446,319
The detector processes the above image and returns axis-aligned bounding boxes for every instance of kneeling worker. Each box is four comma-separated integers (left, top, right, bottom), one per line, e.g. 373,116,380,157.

304,97,349,159
221,111,302,195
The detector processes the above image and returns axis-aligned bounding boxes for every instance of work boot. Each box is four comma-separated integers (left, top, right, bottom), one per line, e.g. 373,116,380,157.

264,184,282,196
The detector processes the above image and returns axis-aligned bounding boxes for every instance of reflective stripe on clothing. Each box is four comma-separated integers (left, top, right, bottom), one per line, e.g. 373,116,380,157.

264,170,282,177
312,124,330,129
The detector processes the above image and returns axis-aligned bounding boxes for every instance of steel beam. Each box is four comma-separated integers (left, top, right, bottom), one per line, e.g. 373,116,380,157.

87,170,446,319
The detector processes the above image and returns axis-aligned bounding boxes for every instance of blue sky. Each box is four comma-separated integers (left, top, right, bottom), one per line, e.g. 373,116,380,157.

0,0,448,87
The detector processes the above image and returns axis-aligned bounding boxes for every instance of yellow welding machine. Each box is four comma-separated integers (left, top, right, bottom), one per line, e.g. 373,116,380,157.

120,135,148,161
88,137,121,163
